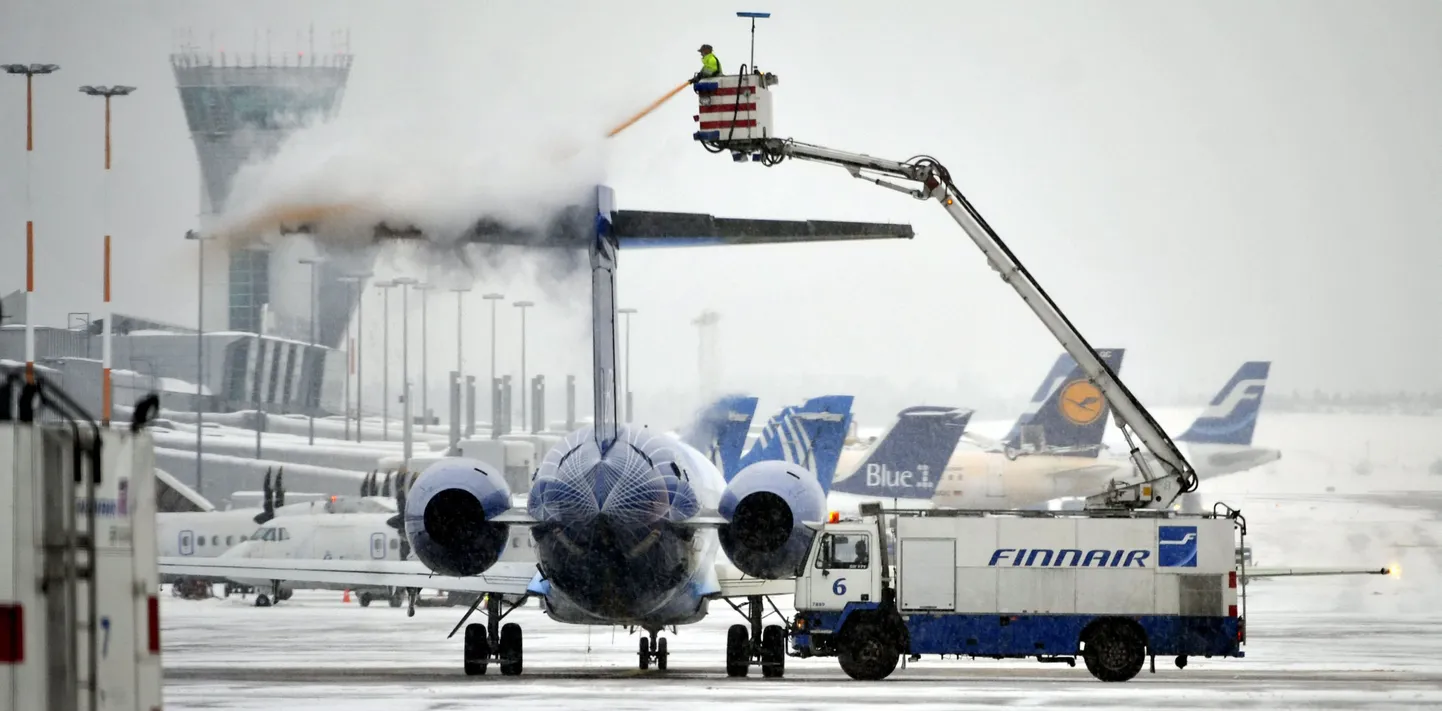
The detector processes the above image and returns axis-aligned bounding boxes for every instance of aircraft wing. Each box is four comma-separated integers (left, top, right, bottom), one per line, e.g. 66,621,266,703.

158,557,536,595
714,562,797,598
1243,566,1391,581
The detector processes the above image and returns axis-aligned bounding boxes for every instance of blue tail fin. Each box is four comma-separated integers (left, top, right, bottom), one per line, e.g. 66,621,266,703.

830,406,972,500
1003,348,1125,457
736,395,854,491
1178,361,1271,445
679,394,758,478
1001,353,1075,445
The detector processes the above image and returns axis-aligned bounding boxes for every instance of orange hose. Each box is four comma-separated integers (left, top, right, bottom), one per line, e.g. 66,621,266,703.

607,81,692,138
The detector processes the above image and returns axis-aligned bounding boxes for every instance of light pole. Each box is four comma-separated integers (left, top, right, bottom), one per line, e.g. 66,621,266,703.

5,63,60,384
375,280,396,440
298,256,323,445
513,300,534,430
183,229,209,492
338,272,371,442
452,286,472,445
482,293,504,437
79,84,135,425
393,277,418,467
415,282,433,432
618,307,637,423
254,302,270,459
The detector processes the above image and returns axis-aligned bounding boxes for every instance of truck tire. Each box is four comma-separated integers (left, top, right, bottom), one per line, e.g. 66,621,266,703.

726,624,750,677
1083,622,1146,682
838,623,899,680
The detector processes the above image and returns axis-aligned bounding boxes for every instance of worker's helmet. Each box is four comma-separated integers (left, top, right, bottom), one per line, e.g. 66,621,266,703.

698,44,713,53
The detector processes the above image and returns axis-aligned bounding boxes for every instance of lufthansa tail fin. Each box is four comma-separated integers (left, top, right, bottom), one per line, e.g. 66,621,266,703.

830,406,972,500
679,394,759,479
1178,361,1271,446
736,395,854,491
1002,348,1125,457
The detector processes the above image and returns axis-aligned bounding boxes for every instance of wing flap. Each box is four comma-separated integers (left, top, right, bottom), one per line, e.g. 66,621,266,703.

159,557,536,595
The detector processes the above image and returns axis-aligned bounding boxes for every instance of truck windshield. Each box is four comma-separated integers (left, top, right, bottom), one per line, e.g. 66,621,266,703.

819,533,870,570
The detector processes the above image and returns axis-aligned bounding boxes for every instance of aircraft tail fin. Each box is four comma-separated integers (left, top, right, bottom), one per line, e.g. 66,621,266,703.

830,406,972,499
679,394,759,479
1178,361,1271,445
1002,348,1125,457
736,395,854,491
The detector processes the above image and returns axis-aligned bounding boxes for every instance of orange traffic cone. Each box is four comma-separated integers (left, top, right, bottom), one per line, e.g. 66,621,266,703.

343,589,351,603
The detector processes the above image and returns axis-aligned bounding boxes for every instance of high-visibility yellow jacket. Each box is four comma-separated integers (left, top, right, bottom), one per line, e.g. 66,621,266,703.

700,52,722,77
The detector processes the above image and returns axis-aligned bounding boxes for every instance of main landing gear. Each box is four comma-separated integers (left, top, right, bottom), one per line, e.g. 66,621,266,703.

724,595,787,678
637,628,670,670
451,593,526,676
254,580,293,607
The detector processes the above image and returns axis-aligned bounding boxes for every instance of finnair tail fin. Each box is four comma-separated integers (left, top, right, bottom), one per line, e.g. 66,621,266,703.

1179,361,1271,445
736,395,854,491
830,406,972,500
679,394,758,478
1002,348,1125,457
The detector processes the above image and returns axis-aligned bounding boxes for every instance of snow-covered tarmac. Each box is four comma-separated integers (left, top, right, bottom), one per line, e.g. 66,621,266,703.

160,411,1442,708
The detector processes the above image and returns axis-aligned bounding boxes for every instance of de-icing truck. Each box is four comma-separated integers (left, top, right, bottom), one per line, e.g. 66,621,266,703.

788,504,1245,681
1,373,164,710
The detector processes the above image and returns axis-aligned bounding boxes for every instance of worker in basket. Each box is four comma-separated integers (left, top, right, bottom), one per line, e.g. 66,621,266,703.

690,43,722,84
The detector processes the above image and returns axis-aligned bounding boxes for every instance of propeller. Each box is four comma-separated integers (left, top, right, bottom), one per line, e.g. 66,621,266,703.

385,469,412,561
360,471,371,497
252,467,275,525
381,471,393,498
274,467,285,508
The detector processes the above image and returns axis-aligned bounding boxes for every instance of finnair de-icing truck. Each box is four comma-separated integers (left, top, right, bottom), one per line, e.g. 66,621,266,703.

787,504,1243,681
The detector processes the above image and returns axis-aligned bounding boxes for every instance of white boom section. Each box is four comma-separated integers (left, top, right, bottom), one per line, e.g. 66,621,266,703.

736,138,1198,509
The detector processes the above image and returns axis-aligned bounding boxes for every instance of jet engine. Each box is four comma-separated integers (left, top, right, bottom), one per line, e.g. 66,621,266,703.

718,459,827,579
403,458,512,577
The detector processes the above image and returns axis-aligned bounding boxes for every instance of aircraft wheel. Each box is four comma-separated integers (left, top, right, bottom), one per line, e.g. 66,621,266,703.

638,636,650,670
254,594,272,608
656,637,668,671
761,625,786,678
725,624,749,677
464,623,489,676
499,623,524,676
388,589,403,608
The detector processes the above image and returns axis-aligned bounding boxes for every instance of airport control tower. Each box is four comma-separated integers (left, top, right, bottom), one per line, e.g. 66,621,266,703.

171,37,358,347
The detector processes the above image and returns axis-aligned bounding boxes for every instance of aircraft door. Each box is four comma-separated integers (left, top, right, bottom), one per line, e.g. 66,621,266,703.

370,532,386,559
178,530,194,556
985,458,1006,498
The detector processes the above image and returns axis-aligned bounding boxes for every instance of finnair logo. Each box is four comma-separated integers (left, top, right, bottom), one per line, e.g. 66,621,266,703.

1199,379,1266,420
1158,525,1198,568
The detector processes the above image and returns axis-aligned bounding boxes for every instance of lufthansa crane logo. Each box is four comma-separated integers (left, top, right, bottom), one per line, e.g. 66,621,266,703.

1058,380,1105,425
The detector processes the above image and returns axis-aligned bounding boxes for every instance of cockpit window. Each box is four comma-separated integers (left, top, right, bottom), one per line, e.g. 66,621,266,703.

818,533,870,570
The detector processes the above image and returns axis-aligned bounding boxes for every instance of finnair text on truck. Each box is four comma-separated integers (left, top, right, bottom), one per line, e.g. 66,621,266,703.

987,548,1152,567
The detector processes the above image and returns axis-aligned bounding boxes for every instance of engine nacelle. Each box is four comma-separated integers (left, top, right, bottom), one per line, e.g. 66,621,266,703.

404,458,512,577
718,460,827,579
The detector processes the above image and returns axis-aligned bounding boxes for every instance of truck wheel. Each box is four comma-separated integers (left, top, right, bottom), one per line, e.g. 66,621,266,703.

359,593,372,607
499,622,523,676
761,625,786,678
388,590,403,608
464,623,489,676
254,594,272,608
838,623,898,680
725,624,750,677
1083,623,1146,682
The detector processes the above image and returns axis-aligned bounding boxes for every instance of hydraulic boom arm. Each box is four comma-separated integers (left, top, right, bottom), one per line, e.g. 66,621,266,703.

739,138,1198,509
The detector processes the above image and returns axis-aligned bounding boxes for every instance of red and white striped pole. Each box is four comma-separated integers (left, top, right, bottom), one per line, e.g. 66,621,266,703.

80,84,136,425
5,64,60,383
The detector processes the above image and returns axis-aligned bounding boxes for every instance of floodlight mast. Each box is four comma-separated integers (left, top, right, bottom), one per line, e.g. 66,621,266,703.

713,137,1197,510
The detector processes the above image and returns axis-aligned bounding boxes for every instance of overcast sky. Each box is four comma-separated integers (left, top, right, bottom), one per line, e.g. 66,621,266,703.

3,0,1441,425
